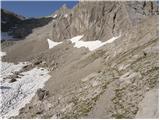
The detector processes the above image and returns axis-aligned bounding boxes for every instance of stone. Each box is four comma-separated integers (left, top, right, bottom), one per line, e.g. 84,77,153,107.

9,78,17,83
36,88,49,101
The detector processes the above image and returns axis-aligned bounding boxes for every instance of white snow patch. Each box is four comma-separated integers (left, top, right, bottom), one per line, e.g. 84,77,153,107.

47,38,62,49
70,35,84,43
53,14,57,18
64,14,68,18
104,35,121,43
0,61,51,118
0,51,6,57
69,35,121,51
1,32,13,40
0,62,28,80
74,40,102,51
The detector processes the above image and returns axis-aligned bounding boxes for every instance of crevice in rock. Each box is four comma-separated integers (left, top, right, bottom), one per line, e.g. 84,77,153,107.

108,4,116,13
112,10,118,35
143,2,146,8
151,2,153,13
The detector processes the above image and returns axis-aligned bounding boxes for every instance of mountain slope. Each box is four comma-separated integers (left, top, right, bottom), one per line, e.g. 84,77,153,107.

51,1,158,41
1,1,159,119
1,8,53,40
1,9,25,32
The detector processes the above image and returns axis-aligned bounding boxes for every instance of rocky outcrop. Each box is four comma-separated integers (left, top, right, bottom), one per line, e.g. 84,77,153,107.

36,88,49,101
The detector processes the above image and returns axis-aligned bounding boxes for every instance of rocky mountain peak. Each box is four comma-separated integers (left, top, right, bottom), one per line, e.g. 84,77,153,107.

52,3,71,19
51,1,158,42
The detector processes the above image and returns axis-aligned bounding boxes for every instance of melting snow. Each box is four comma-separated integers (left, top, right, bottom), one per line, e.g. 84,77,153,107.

0,53,51,118
47,38,62,49
1,32,13,40
70,35,84,43
0,51,6,57
69,35,121,51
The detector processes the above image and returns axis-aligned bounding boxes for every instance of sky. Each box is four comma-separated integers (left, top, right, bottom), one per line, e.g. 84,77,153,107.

1,1,79,18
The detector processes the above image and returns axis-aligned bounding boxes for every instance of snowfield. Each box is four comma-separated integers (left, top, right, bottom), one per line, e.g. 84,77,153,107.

0,34,120,118
0,59,51,118
47,35,120,50
69,35,121,51
0,62,28,79
47,38,62,49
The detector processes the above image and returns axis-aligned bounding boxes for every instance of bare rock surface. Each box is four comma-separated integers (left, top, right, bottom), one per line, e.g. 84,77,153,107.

1,1,159,119
135,88,159,118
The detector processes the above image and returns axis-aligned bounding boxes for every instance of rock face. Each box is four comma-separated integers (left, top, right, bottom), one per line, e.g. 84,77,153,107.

36,88,49,101
51,1,158,42
1,1,159,119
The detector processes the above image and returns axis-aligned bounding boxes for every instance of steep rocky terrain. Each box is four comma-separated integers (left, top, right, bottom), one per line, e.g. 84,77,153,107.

1,8,53,40
1,1,159,119
1,9,25,32
51,1,158,42
1,8,53,51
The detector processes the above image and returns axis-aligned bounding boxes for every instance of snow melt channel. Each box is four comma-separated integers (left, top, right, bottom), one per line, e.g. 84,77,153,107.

70,35,121,51
47,38,62,49
0,57,51,118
